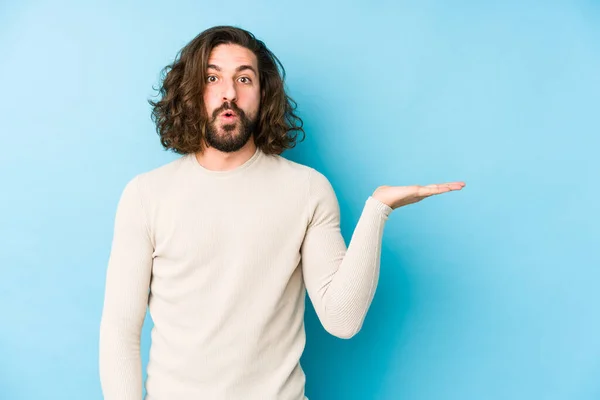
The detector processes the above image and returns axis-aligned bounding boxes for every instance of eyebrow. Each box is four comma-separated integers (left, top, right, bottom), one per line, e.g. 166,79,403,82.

207,64,258,76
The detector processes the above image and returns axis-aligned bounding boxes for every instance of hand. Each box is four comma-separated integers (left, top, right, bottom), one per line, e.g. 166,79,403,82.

372,181,466,210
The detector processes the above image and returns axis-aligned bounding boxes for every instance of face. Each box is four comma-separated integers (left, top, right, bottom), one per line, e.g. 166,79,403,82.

203,44,261,153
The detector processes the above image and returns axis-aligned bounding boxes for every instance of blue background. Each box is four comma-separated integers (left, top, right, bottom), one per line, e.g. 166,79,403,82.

1,1,599,399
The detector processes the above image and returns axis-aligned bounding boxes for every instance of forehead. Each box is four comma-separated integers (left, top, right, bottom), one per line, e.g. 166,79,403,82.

207,44,258,72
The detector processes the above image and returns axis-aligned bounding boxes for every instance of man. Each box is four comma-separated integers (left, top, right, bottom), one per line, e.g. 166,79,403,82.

99,25,465,400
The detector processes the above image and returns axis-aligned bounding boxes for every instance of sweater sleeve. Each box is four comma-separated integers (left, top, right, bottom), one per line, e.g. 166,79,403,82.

300,169,392,339
99,175,154,399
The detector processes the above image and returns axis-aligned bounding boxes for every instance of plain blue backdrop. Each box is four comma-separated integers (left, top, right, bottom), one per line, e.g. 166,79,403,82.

1,1,599,399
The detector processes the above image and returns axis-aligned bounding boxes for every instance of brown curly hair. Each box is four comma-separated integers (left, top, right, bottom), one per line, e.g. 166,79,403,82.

148,25,305,155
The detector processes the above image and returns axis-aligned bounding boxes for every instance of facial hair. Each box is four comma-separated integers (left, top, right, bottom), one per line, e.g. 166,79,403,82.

205,102,257,153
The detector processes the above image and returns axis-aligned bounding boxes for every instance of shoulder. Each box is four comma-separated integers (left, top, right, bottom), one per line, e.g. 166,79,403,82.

265,154,338,211
138,154,188,183
264,153,312,175
264,153,332,188
119,154,189,204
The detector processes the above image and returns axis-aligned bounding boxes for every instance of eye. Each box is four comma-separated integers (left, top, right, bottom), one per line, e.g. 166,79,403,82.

207,75,218,83
238,76,251,84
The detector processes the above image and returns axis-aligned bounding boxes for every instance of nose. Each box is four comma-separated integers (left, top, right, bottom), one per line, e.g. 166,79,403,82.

221,79,237,102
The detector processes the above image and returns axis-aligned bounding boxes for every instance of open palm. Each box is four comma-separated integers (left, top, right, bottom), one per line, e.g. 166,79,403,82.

373,182,466,210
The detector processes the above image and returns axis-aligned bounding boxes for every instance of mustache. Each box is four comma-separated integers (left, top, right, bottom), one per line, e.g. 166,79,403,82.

212,102,245,119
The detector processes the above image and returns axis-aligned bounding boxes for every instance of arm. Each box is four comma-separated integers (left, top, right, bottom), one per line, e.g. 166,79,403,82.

300,169,392,339
99,175,154,399
301,169,465,339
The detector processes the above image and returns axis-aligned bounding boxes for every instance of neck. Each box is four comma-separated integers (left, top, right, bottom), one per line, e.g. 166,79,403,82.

194,139,258,172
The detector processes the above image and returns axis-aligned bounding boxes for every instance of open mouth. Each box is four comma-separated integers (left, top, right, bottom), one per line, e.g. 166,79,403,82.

221,111,237,119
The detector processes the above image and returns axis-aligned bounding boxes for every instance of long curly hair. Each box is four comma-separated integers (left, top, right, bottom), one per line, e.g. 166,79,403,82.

148,25,305,155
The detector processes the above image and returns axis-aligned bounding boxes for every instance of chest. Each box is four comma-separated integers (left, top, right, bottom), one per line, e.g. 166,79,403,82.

149,181,309,268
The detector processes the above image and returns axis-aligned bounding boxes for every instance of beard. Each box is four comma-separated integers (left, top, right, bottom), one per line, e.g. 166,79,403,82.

205,102,257,153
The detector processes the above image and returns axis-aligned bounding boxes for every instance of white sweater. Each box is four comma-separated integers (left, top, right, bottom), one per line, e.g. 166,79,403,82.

99,148,392,399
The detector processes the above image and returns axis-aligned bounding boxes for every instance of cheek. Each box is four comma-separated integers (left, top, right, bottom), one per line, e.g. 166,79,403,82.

203,90,219,114
246,90,261,115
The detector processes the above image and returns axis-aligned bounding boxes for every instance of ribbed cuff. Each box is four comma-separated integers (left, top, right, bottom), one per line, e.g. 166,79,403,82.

366,196,393,217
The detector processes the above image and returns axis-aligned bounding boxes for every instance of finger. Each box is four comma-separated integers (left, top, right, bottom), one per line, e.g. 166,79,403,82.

448,182,466,191
444,181,466,188
432,182,465,191
421,184,449,196
417,182,465,197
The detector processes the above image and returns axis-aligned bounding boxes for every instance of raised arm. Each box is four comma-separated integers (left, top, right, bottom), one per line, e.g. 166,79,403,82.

99,175,154,399
300,169,392,339
301,169,465,339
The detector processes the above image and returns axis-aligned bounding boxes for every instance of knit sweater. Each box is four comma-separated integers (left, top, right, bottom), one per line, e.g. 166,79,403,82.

99,148,392,399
